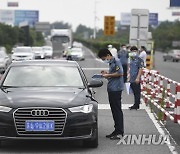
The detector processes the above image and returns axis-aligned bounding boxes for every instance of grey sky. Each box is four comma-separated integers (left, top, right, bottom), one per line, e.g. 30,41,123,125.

0,0,179,30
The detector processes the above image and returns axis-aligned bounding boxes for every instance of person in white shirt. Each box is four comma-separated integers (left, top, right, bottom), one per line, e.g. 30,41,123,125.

108,44,118,59
139,46,147,67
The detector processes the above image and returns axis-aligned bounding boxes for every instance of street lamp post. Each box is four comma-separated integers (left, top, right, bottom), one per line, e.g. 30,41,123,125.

93,0,99,39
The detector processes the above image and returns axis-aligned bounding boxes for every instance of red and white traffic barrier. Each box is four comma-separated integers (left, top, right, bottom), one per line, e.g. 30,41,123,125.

141,68,180,124
174,84,180,124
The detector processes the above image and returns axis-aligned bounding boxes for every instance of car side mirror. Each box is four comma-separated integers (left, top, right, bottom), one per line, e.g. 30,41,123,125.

88,80,103,88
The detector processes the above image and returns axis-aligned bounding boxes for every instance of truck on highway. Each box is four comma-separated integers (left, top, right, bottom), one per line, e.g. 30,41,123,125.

50,29,72,58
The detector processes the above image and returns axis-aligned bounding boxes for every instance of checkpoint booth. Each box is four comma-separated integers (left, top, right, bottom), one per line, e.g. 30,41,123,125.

146,40,154,69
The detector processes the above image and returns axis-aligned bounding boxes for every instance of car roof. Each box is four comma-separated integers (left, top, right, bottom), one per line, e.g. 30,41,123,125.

16,46,31,49
10,60,79,67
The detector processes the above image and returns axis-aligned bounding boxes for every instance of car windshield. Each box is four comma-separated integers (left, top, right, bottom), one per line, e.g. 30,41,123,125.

43,47,52,50
3,66,84,87
32,47,43,51
15,48,32,52
51,36,69,43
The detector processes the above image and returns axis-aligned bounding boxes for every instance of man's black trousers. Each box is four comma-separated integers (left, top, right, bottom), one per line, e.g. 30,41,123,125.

122,64,127,83
108,91,124,134
130,82,141,107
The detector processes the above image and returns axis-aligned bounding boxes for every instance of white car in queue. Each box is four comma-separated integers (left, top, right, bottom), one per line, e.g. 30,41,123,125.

0,47,11,73
70,47,85,61
32,46,45,59
11,46,35,62
42,46,53,59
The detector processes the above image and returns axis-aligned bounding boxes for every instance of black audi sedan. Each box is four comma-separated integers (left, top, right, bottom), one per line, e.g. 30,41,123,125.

0,60,103,148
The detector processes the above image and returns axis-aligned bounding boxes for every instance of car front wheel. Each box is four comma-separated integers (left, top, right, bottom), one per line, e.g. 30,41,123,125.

83,125,98,148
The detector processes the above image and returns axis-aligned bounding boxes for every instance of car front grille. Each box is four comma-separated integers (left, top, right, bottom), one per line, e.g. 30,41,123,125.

13,108,67,136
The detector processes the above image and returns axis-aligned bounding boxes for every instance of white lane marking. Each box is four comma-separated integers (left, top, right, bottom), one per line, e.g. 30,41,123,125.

84,47,96,59
142,101,178,154
98,104,146,110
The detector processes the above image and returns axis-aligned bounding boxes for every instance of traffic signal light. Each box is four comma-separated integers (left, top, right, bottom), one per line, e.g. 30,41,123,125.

104,16,115,36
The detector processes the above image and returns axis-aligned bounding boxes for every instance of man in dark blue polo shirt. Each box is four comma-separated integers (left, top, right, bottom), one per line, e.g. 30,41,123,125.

98,48,124,140
128,46,144,110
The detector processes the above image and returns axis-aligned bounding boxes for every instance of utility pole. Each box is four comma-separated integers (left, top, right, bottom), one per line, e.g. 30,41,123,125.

93,0,98,39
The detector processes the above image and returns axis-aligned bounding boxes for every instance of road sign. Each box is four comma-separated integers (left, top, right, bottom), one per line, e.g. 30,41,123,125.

172,12,180,16
129,9,149,48
35,22,50,32
7,2,19,7
0,10,14,25
149,13,158,26
104,16,115,36
14,10,39,27
170,0,180,7
121,13,131,26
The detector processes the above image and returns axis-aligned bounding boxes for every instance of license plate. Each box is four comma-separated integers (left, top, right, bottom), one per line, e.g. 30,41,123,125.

25,120,54,131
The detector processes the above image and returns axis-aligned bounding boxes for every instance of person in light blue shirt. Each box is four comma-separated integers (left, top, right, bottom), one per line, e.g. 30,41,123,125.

98,48,124,140
128,46,144,110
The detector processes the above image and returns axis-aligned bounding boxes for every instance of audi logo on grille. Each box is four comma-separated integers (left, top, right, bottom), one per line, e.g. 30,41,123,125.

31,109,49,116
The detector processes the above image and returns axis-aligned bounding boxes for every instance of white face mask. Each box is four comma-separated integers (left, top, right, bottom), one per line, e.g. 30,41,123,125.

123,47,126,50
130,52,137,57
103,59,111,63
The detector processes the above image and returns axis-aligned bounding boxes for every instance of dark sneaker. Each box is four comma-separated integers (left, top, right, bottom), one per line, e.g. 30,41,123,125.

129,106,139,110
106,131,116,138
110,134,123,140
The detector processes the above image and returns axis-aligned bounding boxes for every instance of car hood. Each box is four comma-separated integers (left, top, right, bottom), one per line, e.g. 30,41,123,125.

71,52,82,56
0,87,90,109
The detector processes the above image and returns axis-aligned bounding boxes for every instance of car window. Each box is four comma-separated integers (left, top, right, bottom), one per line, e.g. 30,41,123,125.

3,66,84,87
32,47,43,51
15,48,32,52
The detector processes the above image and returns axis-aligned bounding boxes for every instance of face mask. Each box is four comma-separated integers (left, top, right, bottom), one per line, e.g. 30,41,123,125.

130,52,137,57
123,47,126,50
103,59,111,63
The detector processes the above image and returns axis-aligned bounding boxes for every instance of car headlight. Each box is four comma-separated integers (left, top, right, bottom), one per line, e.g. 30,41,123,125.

69,104,93,113
0,106,12,112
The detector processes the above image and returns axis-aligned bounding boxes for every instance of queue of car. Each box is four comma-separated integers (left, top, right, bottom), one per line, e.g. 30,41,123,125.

0,42,84,74
163,49,180,62
11,45,53,62
0,47,11,73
